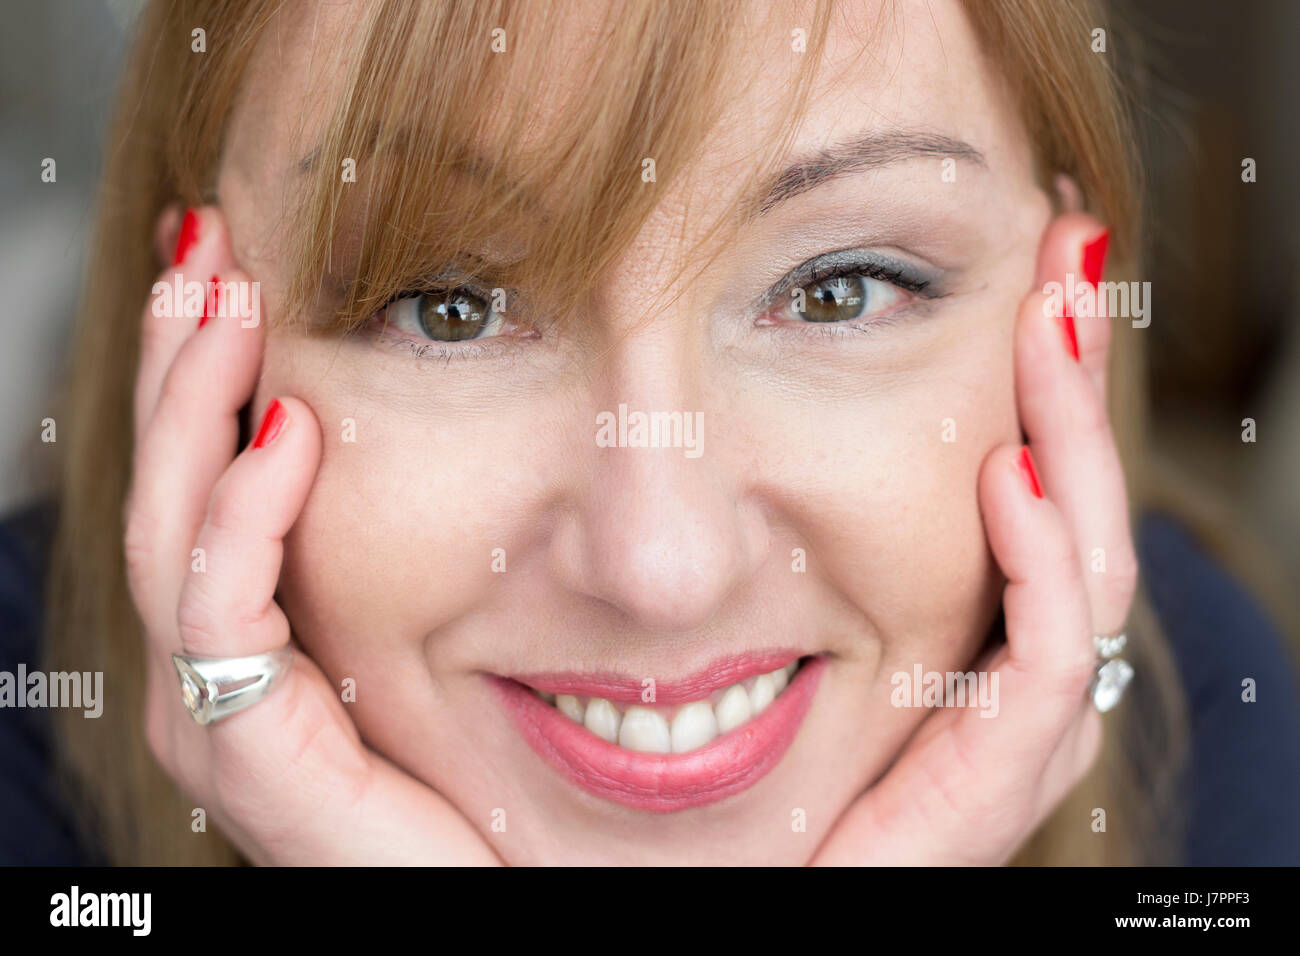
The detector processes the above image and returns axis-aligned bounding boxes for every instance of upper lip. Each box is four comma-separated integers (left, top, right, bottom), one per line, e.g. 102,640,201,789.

507,649,806,704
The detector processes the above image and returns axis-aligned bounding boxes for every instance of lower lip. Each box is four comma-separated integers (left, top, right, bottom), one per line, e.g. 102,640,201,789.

491,656,826,812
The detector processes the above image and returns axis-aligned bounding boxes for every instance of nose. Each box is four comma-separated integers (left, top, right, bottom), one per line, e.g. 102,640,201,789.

549,373,770,632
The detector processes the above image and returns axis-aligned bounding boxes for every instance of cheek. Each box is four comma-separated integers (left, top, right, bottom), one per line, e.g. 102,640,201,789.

754,306,1019,666
258,364,464,665
268,342,575,694
277,414,516,663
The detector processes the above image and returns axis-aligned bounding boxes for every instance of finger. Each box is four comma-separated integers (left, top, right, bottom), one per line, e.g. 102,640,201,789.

127,256,265,647
160,397,497,865
132,205,225,445
154,203,184,270
1014,289,1138,636
979,443,1095,707
1031,211,1112,397
914,445,1093,848
178,396,321,659
1032,699,1104,821
1052,172,1085,215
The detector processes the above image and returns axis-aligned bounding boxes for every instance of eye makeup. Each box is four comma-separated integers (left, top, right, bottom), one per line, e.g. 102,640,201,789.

752,248,944,316
340,241,953,367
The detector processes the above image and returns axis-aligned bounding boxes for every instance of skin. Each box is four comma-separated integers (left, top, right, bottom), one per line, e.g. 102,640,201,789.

127,0,1134,864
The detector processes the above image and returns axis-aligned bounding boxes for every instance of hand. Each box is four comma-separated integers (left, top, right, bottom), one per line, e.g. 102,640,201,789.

125,207,500,865
811,212,1129,865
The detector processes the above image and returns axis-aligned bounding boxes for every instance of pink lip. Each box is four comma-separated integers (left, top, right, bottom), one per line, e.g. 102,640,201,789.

509,650,803,704
491,654,825,812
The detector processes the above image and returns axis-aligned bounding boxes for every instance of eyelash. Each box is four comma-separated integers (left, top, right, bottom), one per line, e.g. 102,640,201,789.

802,261,931,296
381,336,503,364
366,281,514,363
366,253,937,362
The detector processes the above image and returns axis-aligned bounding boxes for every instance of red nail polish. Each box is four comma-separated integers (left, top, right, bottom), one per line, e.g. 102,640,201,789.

1016,446,1044,499
200,274,219,327
252,399,287,449
172,208,200,266
1059,303,1080,362
1082,229,1109,288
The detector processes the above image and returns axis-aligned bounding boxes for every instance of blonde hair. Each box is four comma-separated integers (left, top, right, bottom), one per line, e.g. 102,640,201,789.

46,0,1188,865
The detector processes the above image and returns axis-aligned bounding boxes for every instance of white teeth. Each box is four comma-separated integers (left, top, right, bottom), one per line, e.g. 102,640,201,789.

715,684,754,734
618,706,671,753
770,667,788,694
670,701,719,753
556,694,584,723
536,659,804,753
749,672,776,715
584,697,621,743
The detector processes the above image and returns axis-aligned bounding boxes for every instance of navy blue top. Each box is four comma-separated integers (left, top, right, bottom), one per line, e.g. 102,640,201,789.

2,500,1298,865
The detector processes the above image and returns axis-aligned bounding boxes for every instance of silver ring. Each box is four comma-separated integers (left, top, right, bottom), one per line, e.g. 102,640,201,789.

1088,632,1133,713
171,648,294,725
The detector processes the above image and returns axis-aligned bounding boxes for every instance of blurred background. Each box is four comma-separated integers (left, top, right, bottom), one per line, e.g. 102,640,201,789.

1118,0,1300,636
0,0,1296,632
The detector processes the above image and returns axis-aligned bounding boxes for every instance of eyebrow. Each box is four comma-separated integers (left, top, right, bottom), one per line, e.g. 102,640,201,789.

296,128,986,225
752,129,986,216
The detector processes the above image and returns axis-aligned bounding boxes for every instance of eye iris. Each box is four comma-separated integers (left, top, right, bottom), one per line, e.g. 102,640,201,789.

800,275,866,322
418,291,488,341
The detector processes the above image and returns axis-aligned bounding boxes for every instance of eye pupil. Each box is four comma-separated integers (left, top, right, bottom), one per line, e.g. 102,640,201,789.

800,275,866,322
419,291,489,341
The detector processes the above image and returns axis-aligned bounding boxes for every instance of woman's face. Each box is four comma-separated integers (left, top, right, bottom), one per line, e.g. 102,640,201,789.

216,0,1050,863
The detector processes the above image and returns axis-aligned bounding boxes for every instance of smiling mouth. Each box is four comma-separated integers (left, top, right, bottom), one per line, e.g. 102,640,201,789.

536,659,802,753
491,653,825,811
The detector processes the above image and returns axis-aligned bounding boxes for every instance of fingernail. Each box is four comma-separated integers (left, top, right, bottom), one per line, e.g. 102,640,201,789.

252,399,288,449
1016,446,1044,499
1058,303,1080,362
1082,229,1109,289
200,274,219,328
172,207,200,266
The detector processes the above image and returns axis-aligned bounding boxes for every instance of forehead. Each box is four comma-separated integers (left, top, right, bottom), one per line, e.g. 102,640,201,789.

220,0,1031,251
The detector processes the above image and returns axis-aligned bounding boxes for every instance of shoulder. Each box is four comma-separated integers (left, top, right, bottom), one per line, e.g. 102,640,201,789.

0,498,56,636
0,499,98,865
1137,510,1300,865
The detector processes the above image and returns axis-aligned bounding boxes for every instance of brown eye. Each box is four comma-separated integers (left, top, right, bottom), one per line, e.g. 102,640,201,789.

798,275,867,322
417,290,491,341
